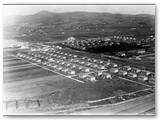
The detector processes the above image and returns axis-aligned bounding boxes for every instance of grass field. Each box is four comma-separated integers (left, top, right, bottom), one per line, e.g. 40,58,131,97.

3,58,20,62
3,53,154,115
62,77,148,103
3,60,30,67
3,65,38,73
4,74,80,98
3,66,57,83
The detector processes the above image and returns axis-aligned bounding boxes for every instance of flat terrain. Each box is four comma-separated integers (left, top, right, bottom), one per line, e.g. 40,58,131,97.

3,49,155,115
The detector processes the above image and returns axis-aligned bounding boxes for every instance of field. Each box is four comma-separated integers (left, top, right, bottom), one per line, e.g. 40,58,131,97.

3,49,155,115
3,54,149,101
126,53,155,69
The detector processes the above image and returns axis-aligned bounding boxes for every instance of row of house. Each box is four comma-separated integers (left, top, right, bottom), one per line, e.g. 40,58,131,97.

110,35,155,45
109,65,155,83
63,37,121,50
78,71,112,82
17,47,155,84
17,52,41,63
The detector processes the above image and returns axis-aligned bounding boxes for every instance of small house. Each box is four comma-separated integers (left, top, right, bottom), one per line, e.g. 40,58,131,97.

138,75,148,81
131,68,141,73
110,68,119,73
127,72,137,78
123,66,131,71
118,70,127,76
86,75,96,82
68,70,75,75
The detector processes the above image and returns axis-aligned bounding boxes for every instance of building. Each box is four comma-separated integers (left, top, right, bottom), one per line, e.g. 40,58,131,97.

52,65,58,69
90,63,98,68
85,62,92,66
103,73,112,79
138,75,148,81
139,70,151,76
78,73,88,79
118,70,127,76
79,60,85,64
131,68,141,73
70,64,77,68
127,72,137,78
116,52,126,57
137,49,145,54
59,62,65,65
97,65,105,69
57,66,63,71
110,63,118,67
110,68,119,73
93,59,98,62
73,55,77,58
122,66,131,71
68,70,75,75
78,66,83,70
82,68,90,72
62,68,69,73
86,75,96,82
48,58,55,62
95,71,103,76
65,63,71,67
99,60,104,64
105,62,110,66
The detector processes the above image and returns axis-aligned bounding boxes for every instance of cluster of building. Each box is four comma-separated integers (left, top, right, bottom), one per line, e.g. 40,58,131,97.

63,37,120,50
118,66,155,83
17,52,41,63
110,35,155,45
115,49,146,57
3,40,29,49
16,45,155,85
64,35,155,49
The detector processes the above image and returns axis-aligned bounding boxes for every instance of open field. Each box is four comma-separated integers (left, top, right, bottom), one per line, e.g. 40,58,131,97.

3,67,57,83
3,48,155,115
3,60,30,67
71,93,155,115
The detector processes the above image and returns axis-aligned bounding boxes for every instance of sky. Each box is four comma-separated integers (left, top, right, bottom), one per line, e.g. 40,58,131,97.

3,5,155,16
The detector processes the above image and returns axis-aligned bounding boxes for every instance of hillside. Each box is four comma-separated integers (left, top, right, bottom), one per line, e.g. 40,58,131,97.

3,11,155,42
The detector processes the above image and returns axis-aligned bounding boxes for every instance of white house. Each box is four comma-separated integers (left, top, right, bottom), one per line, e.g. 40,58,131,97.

96,71,103,76
110,63,118,67
118,70,127,76
97,65,105,69
110,68,119,73
79,73,88,78
140,70,151,76
138,75,148,81
123,66,131,71
86,75,96,82
103,73,112,79
127,72,137,78
68,70,76,75
82,68,90,72
131,68,141,73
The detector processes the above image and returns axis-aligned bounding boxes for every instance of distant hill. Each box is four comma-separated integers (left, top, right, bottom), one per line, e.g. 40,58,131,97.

3,11,155,41
4,11,155,26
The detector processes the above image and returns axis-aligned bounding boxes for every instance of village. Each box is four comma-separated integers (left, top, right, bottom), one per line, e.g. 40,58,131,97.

16,44,155,85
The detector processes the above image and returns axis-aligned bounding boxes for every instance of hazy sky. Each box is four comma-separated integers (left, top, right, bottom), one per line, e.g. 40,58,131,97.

3,5,155,16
